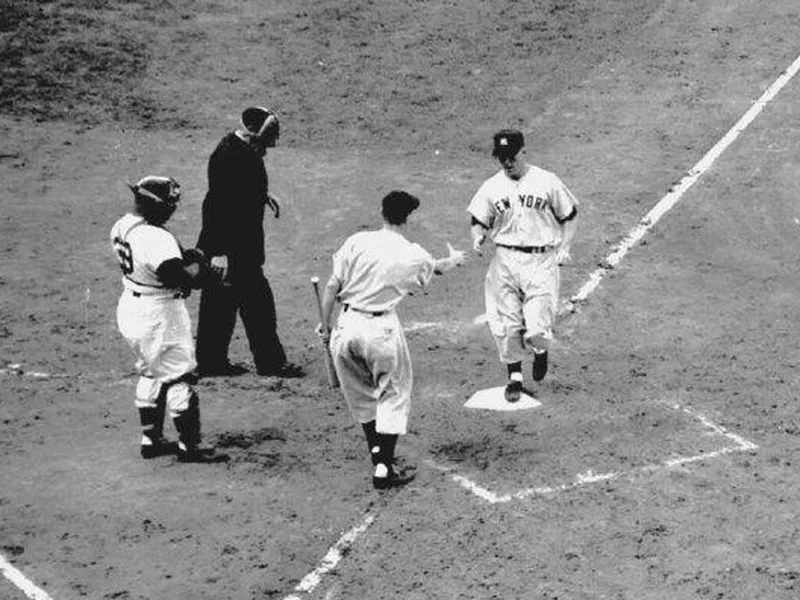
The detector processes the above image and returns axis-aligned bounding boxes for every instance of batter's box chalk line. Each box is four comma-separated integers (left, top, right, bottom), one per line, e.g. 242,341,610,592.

0,363,60,379
282,513,375,600
425,400,758,504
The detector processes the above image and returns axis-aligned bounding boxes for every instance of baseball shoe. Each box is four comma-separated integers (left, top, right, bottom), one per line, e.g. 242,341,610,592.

176,445,229,464
504,379,523,403
257,362,305,378
197,362,249,378
140,439,178,459
532,351,548,382
372,463,416,490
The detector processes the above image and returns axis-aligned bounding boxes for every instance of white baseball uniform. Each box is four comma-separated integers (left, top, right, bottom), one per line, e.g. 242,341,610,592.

468,165,579,363
328,229,435,434
110,213,195,416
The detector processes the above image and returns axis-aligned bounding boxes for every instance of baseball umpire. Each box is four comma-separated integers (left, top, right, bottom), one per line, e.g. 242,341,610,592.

111,176,227,463
195,106,304,378
468,129,579,402
316,191,467,489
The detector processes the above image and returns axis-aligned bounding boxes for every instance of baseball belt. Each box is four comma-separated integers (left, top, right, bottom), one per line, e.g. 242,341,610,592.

342,304,389,317
496,244,554,254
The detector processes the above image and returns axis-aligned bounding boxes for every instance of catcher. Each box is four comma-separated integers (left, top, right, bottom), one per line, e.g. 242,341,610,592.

110,175,226,463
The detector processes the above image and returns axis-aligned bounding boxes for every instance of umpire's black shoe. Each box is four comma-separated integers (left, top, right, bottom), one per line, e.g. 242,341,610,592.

176,445,229,464
372,463,416,490
257,362,306,378
532,351,548,382
504,380,523,403
140,438,178,459
197,362,249,378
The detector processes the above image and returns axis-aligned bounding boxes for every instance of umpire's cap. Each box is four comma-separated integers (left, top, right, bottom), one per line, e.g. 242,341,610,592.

381,190,420,225
492,129,525,159
241,106,280,144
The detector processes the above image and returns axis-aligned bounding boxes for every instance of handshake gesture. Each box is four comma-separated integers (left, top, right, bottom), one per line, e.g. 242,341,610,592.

433,242,467,275
447,242,467,265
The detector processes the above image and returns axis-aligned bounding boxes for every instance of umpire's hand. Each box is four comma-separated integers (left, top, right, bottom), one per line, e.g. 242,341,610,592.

210,255,229,281
266,193,281,218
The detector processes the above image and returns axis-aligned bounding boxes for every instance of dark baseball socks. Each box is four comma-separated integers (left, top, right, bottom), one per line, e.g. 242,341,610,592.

505,362,523,403
361,420,413,489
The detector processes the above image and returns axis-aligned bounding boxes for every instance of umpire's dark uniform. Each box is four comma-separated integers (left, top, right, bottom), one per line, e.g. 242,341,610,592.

195,128,292,376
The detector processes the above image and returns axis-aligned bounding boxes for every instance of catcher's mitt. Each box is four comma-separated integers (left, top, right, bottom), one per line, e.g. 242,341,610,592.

182,247,219,289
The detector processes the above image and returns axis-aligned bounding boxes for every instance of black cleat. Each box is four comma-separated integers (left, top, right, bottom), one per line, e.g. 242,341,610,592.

372,464,416,490
532,351,548,382
176,446,229,464
504,380,523,403
257,362,306,378
197,362,249,378
140,439,178,459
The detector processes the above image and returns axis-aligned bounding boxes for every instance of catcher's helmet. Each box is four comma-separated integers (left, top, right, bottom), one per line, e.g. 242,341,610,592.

129,175,181,224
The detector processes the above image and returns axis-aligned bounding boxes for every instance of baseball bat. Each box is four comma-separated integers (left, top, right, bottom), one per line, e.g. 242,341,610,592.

311,276,340,388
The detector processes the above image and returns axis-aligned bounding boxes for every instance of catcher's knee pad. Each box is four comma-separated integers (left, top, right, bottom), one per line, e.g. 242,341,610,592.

163,373,196,416
134,376,162,409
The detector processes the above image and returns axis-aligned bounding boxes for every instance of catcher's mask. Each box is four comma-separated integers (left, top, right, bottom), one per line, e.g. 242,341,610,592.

241,106,279,152
129,175,181,225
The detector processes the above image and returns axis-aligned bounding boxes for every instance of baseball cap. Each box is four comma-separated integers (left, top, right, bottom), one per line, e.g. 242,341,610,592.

492,129,525,158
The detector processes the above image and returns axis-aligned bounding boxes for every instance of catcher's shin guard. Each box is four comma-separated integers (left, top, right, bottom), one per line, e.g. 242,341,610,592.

173,394,228,463
173,394,202,451
138,398,172,459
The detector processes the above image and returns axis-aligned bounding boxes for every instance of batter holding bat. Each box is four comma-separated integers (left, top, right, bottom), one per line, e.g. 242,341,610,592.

315,191,466,490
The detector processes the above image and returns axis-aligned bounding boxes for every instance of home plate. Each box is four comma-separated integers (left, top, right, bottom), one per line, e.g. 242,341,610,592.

464,387,542,411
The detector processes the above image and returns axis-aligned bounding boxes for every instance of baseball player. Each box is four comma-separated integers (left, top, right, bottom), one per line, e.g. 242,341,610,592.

110,175,227,463
316,191,466,489
468,129,579,402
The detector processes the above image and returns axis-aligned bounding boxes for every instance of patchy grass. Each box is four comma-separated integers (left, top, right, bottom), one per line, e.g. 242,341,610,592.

0,0,663,149
0,0,195,128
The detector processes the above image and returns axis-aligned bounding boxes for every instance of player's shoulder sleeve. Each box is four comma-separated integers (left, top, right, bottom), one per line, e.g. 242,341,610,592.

547,171,579,223
138,225,183,268
109,218,121,245
331,233,359,284
466,176,497,228
408,242,436,289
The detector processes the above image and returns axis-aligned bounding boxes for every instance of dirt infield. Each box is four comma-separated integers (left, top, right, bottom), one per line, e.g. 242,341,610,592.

3,1,800,599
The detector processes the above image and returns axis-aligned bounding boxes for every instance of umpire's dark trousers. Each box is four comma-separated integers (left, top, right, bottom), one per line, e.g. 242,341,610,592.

196,266,287,373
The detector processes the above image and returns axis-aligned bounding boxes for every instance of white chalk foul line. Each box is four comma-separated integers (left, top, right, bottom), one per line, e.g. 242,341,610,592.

430,401,758,504
473,51,800,325
283,513,375,600
0,553,55,600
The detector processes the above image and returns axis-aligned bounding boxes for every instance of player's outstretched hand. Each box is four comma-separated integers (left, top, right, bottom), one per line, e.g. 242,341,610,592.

447,242,467,266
